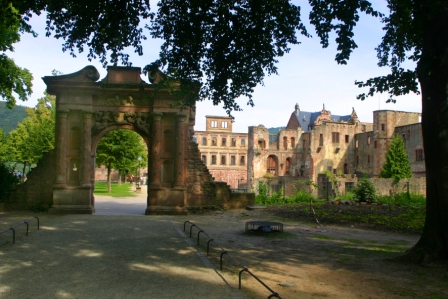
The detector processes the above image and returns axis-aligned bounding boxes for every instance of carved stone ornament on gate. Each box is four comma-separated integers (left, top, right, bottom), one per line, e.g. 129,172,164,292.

92,111,151,135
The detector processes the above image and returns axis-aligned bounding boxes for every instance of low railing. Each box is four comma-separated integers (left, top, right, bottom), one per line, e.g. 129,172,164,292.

184,220,282,299
0,217,40,244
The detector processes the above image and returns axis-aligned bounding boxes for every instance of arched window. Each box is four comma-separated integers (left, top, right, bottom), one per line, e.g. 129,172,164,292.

283,137,288,150
290,137,295,148
285,158,291,175
267,155,278,176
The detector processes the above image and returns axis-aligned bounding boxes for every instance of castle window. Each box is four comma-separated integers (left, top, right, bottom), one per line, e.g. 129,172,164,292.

285,158,291,175
193,136,197,143
291,137,295,148
344,163,348,174
211,137,217,146
381,123,385,131
222,138,226,146
283,137,288,150
319,134,323,146
230,155,236,165
332,132,340,143
222,121,228,128
231,138,236,146
241,138,246,146
355,139,359,148
267,155,278,175
221,155,226,165
415,149,424,161
211,155,217,165
201,155,207,165
202,137,207,146
374,140,377,148
367,136,371,144
345,135,349,143
211,121,218,128
240,156,245,166
367,155,370,164
356,156,359,165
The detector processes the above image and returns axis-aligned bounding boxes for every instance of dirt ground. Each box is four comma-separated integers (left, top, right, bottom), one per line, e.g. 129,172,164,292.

186,208,448,299
2,197,447,299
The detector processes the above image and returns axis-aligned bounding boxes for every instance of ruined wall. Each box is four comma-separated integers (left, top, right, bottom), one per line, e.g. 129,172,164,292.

368,177,426,196
353,131,375,175
2,150,56,210
308,121,362,182
394,123,425,177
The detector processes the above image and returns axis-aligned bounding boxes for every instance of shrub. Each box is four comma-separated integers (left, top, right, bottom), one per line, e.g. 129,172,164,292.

0,163,19,201
336,192,357,201
255,181,270,205
376,192,426,206
287,189,315,203
353,177,376,202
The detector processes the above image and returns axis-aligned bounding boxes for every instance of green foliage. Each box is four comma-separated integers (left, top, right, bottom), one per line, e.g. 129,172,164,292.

7,93,55,164
0,162,19,201
353,177,376,202
336,192,357,201
0,102,27,132
255,181,315,205
376,192,426,207
379,135,412,182
255,181,270,204
0,3,34,108
96,129,147,192
287,189,315,203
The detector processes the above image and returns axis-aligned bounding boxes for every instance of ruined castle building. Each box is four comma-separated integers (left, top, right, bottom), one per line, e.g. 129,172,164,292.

193,116,248,189
247,103,424,189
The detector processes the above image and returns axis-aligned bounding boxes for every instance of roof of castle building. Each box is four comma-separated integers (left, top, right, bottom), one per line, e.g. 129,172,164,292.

287,104,356,132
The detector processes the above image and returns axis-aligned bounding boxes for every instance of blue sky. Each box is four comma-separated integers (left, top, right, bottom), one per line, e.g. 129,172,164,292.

8,1,421,133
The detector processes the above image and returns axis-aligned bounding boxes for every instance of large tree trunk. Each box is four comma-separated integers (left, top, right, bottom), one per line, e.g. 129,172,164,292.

107,165,112,193
395,1,448,263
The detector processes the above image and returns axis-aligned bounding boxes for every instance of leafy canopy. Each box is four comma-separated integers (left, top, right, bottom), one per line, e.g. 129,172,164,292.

7,93,55,164
379,134,412,181
0,2,34,108
6,1,308,114
96,129,147,175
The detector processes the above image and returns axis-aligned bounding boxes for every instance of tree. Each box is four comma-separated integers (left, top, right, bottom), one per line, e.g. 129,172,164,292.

7,93,55,174
5,0,448,262
0,2,34,108
353,176,376,203
379,135,412,182
96,129,146,193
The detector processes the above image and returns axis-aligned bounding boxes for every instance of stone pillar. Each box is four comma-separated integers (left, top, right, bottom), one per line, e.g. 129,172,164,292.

82,111,93,186
174,113,188,189
149,112,163,188
55,110,69,187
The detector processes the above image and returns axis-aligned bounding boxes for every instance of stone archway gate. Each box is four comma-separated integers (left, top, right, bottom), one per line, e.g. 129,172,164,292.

44,65,201,215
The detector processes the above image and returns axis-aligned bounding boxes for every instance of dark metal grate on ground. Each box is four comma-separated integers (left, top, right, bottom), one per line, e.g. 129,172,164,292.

245,221,283,233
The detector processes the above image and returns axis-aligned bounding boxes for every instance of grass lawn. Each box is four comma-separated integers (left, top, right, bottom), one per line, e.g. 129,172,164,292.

94,181,136,197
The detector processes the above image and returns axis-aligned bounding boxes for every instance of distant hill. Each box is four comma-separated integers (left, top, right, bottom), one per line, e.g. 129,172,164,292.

267,127,285,134
0,101,28,133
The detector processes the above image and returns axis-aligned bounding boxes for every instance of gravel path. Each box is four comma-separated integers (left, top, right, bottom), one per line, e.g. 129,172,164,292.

0,192,243,299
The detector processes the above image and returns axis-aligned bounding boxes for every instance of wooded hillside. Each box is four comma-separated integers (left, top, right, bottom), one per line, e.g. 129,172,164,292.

0,102,27,133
